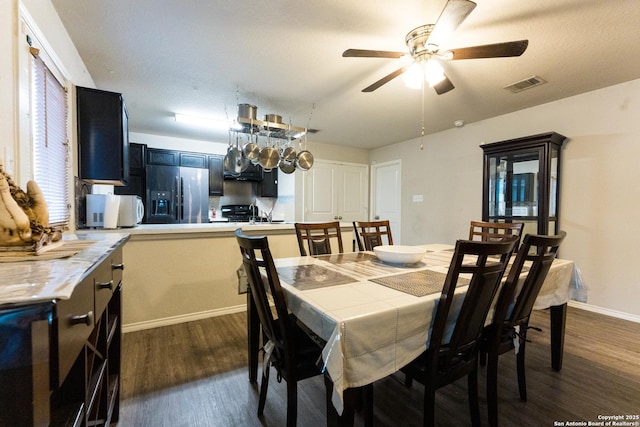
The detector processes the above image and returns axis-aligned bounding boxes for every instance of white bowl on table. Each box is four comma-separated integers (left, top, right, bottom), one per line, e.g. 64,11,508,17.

373,245,426,265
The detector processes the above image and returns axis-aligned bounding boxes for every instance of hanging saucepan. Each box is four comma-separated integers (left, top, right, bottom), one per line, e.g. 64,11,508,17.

280,146,297,165
259,145,280,171
243,131,260,164
279,159,296,174
259,130,280,171
225,135,248,174
296,150,314,171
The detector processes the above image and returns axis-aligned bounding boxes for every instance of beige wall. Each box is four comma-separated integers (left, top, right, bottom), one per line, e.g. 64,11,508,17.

370,79,640,319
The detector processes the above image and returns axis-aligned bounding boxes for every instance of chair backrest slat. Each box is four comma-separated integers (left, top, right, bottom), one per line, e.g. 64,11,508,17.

295,221,344,256
353,220,394,251
468,220,524,249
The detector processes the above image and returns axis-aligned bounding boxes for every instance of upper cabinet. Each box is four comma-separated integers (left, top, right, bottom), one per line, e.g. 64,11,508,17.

481,132,566,236
208,155,224,196
76,86,129,185
259,168,278,198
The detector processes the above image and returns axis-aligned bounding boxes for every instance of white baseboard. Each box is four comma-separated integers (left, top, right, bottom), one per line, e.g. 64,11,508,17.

568,300,640,323
122,304,247,333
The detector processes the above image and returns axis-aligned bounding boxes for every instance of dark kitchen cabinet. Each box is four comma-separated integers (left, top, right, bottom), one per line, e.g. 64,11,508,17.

208,155,224,196
180,152,208,169
115,143,146,204
0,242,125,427
481,131,566,236
259,168,278,198
77,86,129,185
147,148,179,166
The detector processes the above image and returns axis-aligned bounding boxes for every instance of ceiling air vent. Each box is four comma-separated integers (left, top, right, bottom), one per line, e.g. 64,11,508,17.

504,76,547,93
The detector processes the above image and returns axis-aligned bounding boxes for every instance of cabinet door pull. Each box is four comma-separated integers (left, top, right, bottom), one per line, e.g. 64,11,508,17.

112,263,125,271
97,280,114,290
70,311,93,326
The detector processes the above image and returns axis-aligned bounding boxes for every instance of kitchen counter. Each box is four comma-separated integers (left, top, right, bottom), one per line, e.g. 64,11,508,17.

77,221,354,240
78,222,354,331
0,232,130,306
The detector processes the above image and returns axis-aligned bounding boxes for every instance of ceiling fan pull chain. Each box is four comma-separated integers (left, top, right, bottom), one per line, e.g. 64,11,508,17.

420,80,425,151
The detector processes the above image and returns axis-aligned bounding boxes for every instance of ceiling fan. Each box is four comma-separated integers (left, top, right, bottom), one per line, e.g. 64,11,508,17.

343,0,529,94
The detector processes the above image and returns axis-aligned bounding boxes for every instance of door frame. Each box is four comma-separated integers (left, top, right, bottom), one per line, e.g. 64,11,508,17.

370,159,402,242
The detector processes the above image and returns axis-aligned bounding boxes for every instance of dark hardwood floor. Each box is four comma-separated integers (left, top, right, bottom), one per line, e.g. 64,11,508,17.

118,307,640,426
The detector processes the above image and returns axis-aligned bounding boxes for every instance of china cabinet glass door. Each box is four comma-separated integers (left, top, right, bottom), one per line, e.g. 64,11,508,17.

482,132,565,236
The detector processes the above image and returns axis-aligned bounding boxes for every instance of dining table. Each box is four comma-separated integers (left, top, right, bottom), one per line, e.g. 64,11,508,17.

244,243,577,425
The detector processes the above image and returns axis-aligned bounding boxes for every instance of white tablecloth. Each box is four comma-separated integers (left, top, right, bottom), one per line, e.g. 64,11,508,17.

274,244,576,414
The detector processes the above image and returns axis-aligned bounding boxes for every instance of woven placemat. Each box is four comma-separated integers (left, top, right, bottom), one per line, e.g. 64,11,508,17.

277,264,356,290
315,252,377,264
370,270,468,297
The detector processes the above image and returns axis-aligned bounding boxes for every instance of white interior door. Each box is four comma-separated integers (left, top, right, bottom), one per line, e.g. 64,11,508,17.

303,161,337,222
304,160,368,222
372,160,402,243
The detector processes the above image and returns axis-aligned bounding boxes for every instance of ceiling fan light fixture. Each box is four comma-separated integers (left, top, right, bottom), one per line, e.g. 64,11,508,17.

424,60,445,87
402,62,425,89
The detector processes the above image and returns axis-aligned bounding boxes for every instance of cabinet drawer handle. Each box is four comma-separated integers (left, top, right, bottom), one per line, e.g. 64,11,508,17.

70,311,93,326
97,280,114,290
112,263,125,271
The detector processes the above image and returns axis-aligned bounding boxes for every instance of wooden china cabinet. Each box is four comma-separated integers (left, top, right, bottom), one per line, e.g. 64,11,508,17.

480,132,567,237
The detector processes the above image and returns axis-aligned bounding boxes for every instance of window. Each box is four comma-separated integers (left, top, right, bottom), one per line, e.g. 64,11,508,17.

31,52,69,226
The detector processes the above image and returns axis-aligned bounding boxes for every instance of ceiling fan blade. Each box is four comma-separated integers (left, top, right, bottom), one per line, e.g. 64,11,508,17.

343,49,406,59
427,0,477,49
445,40,529,60
362,66,409,92
433,75,455,95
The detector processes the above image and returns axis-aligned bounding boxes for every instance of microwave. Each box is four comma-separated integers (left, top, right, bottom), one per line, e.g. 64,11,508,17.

118,195,144,227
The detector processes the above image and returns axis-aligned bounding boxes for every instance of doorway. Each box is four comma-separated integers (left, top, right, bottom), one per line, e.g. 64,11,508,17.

371,160,402,244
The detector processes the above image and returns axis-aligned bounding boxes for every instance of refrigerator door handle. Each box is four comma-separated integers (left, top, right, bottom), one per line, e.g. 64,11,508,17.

175,175,180,222
180,176,185,221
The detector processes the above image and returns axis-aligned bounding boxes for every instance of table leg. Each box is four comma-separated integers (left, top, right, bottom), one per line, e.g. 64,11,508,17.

247,290,259,382
325,374,356,427
549,303,567,371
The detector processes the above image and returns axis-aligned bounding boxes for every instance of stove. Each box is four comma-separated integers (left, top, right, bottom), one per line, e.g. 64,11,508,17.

220,204,258,222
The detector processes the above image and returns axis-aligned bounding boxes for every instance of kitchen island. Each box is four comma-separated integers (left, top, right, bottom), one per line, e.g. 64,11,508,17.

78,222,355,331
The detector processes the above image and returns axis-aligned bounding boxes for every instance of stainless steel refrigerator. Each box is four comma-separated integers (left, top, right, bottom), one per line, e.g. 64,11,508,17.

146,165,209,223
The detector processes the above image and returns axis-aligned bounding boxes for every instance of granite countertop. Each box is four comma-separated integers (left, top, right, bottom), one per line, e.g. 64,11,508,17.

0,232,130,307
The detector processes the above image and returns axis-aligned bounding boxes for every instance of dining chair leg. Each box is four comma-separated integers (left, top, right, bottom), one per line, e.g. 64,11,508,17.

286,379,298,427
404,373,413,388
487,351,499,427
517,329,529,402
423,384,437,427
468,366,481,427
258,366,270,416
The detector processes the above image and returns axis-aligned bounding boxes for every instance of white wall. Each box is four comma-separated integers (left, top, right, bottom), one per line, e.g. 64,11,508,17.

370,79,640,318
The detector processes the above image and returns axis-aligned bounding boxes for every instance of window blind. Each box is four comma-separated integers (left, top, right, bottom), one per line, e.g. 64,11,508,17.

31,54,69,226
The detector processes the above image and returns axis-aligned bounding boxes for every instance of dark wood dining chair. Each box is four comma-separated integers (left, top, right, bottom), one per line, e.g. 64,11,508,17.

294,221,344,256
353,220,393,251
481,231,566,427
469,220,524,248
235,228,324,427
400,237,519,427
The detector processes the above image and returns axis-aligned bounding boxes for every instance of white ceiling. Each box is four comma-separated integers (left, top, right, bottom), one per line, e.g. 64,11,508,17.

51,0,640,150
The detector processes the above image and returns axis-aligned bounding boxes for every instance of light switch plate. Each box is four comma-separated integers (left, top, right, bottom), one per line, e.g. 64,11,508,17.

412,194,424,202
